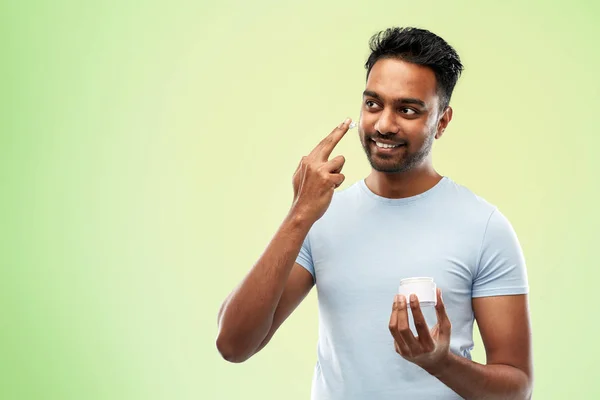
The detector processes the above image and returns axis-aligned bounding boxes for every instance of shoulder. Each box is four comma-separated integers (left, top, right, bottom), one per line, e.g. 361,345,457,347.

442,177,497,214
439,177,507,226
326,180,364,212
443,178,521,250
332,180,363,201
308,181,363,232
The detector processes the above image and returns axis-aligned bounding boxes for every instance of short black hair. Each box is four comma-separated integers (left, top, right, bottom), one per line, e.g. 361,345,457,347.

365,27,464,111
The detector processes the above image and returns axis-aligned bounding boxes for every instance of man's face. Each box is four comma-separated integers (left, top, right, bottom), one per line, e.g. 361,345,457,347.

359,58,447,173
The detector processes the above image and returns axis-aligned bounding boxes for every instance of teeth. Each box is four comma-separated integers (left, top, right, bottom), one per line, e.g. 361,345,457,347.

374,141,401,149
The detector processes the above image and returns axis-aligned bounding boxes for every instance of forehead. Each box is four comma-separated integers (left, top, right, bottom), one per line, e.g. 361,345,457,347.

365,58,438,105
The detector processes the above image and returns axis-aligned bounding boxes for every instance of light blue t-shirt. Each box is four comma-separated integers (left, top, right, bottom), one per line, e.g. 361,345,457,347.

295,176,529,400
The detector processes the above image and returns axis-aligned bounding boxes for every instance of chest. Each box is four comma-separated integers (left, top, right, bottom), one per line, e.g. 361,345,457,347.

310,212,480,311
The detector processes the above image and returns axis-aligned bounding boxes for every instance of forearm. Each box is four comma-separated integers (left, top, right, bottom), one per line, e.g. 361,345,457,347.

427,353,532,400
216,210,312,361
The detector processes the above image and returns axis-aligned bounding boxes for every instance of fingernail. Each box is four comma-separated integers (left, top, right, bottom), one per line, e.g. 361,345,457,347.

410,294,417,303
398,295,406,305
339,117,350,128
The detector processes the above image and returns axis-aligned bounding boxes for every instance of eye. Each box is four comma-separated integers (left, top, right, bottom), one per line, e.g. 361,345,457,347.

400,108,417,115
365,100,379,109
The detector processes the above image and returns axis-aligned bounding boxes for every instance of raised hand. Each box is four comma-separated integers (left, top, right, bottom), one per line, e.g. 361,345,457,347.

291,118,352,223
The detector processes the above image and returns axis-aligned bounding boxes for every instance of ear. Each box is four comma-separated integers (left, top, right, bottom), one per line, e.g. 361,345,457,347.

435,106,453,139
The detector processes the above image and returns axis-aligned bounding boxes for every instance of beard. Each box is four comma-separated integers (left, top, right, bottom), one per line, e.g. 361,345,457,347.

360,129,435,173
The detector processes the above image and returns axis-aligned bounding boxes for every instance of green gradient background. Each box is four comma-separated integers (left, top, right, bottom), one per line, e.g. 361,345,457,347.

2,1,599,398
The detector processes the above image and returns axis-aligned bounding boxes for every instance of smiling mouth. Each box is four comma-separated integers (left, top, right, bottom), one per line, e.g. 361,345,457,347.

371,139,406,149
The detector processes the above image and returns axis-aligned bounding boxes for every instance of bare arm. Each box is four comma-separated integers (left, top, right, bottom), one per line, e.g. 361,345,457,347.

253,263,315,354
216,213,314,363
390,292,533,399
430,295,533,399
216,118,352,363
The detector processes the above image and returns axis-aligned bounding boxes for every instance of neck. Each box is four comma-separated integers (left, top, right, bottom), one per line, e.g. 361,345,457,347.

364,162,443,199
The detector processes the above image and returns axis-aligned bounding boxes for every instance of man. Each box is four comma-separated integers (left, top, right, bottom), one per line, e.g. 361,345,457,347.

216,27,533,399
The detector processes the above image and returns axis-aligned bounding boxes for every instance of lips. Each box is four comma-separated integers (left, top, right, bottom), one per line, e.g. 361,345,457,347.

370,138,406,150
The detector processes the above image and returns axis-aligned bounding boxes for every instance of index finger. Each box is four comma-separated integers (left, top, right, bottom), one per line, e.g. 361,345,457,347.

310,118,352,161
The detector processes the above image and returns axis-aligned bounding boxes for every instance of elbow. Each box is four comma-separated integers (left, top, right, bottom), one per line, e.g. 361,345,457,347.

215,333,252,364
514,368,534,400
524,374,534,400
520,363,534,400
520,385,533,400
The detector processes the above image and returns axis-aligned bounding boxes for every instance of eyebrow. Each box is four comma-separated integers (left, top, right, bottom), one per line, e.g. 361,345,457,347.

362,90,427,108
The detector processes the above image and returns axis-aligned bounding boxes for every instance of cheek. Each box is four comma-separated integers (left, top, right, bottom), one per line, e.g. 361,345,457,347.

402,119,430,136
359,114,376,132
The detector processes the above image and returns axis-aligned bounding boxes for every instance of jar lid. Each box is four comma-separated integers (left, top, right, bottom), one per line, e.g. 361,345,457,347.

400,277,434,284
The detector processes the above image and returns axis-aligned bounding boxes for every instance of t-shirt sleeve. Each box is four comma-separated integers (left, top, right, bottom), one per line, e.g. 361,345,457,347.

295,233,315,281
472,208,529,298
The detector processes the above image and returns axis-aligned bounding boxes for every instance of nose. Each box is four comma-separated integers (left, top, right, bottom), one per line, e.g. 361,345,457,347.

373,109,399,136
